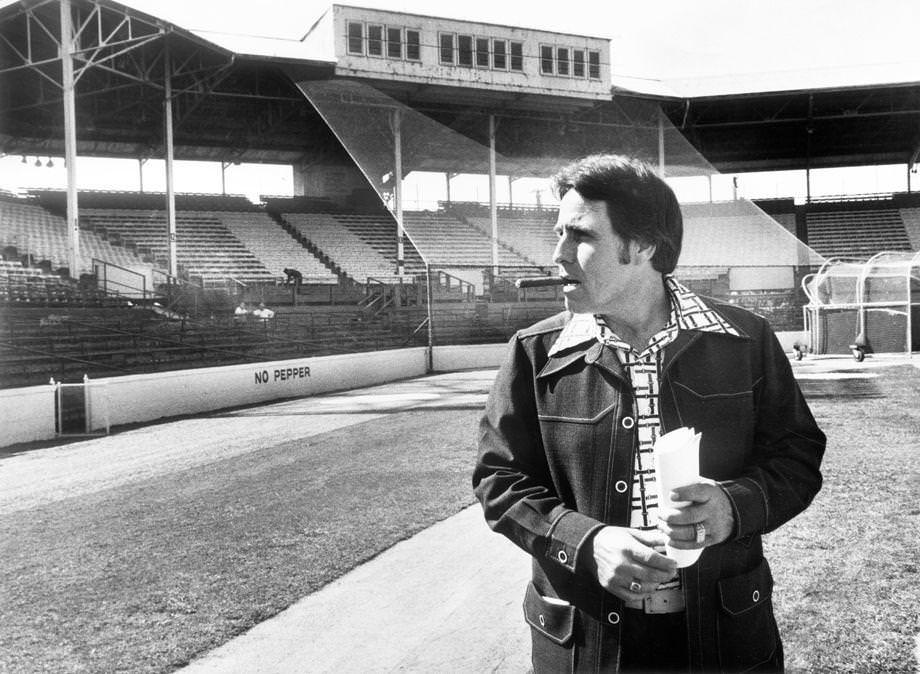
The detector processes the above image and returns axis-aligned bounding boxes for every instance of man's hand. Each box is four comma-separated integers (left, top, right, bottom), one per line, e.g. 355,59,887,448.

658,479,735,549
589,526,679,602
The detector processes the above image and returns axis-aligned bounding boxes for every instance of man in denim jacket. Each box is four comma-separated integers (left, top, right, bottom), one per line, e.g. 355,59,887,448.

473,155,825,672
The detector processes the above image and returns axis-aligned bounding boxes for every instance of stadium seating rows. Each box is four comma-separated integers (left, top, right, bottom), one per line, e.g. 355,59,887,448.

805,208,913,259
2,190,919,305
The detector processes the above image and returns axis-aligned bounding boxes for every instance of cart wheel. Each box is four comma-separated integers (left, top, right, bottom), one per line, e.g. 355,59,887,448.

851,346,865,362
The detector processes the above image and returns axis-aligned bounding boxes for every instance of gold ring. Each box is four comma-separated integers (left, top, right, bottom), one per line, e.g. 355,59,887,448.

629,581,642,593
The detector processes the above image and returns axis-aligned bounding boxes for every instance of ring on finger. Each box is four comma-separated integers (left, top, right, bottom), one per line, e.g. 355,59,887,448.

628,580,643,593
694,522,707,544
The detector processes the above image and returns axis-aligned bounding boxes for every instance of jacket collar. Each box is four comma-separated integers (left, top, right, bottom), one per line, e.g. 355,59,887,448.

546,275,747,360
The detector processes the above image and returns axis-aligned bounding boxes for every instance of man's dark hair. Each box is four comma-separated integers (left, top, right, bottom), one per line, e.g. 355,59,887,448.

552,154,683,274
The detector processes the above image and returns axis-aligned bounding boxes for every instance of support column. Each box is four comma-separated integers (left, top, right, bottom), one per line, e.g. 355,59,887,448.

805,94,813,205
657,107,666,177
393,109,404,277
163,39,178,278
60,0,80,277
489,114,499,272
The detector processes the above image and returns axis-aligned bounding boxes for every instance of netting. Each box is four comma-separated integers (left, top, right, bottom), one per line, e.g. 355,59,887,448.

297,80,827,343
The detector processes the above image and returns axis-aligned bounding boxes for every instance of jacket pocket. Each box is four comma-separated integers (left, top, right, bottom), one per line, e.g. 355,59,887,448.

669,381,755,478
716,558,780,671
524,582,575,672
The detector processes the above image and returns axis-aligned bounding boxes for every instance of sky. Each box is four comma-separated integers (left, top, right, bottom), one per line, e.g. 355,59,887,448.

2,0,920,202
114,0,920,89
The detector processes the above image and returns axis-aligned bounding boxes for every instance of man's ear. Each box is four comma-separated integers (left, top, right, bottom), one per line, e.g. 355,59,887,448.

632,239,657,264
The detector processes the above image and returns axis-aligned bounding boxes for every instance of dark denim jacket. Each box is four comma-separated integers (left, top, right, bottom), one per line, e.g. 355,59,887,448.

473,302,825,672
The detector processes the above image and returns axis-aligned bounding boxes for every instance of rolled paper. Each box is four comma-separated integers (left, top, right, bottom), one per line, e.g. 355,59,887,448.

514,277,568,288
653,427,704,568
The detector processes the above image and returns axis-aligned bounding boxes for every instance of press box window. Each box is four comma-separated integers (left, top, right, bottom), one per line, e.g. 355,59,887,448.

440,33,455,64
557,47,570,76
573,49,585,77
406,30,421,61
458,34,473,67
588,50,601,79
510,41,523,71
367,24,383,57
475,38,490,67
540,45,553,74
347,22,363,55
492,39,507,69
387,27,402,58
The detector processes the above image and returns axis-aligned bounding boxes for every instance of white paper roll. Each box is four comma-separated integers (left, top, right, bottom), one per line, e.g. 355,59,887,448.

654,427,703,568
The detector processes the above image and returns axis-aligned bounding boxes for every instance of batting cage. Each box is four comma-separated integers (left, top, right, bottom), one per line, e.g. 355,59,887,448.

802,251,920,358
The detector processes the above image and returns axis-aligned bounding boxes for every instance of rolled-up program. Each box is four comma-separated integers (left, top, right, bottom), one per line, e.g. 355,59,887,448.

514,277,567,289
653,427,704,568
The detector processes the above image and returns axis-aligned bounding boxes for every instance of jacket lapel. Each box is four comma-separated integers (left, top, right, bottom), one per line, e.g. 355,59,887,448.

537,340,628,384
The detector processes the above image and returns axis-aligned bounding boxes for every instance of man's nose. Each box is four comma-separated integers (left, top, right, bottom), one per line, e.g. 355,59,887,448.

553,234,571,265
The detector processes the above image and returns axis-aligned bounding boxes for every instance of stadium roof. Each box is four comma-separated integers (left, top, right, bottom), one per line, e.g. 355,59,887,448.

2,0,920,174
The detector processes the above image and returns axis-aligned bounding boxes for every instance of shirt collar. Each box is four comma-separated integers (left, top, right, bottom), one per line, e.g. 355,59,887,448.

547,274,739,357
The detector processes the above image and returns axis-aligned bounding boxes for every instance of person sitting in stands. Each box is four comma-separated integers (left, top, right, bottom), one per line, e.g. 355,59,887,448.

233,301,249,322
252,302,275,321
283,268,303,286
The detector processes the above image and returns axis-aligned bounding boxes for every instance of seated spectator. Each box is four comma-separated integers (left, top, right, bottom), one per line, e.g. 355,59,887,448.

234,301,250,322
252,302,275,321
283,267,303,286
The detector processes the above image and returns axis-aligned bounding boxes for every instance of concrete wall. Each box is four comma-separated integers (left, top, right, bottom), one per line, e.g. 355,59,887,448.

1,336,809,449
0,384,56,446
87,348,428,431
431,343,507,372
729,266,795,291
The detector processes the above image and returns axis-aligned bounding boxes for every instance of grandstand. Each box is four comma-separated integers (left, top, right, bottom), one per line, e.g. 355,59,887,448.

805,204,913,260
0,194,153,277
1,0,919,393
279,209,424,282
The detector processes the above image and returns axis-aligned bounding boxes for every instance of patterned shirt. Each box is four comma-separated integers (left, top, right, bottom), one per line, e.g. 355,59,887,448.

548,275,739,602
594,276,738,534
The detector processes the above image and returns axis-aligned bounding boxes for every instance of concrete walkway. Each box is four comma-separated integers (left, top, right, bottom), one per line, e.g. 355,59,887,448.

181,504,532,673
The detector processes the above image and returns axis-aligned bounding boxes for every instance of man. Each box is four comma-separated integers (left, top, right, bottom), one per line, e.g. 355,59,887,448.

252,302,275,321
473,155,825,672
233,301,249,322
284,267,303,287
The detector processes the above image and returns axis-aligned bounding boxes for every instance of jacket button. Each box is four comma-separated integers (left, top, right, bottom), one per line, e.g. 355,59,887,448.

557,550,568,563
607,611,620,625
621,417,635,429
615,480,628,493
752,590,760,603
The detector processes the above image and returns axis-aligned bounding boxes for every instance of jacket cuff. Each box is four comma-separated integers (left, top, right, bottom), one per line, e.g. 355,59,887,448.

717,477,768,540
545,509,604,573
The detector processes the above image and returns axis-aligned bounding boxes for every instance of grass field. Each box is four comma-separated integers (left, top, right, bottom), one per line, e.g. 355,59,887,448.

0,362,918,673
767,363,920,672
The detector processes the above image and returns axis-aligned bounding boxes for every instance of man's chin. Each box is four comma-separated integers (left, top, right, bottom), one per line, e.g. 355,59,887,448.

562,296,585,314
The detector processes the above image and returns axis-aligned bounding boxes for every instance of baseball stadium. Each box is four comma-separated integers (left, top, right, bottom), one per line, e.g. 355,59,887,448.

0,0,918,672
